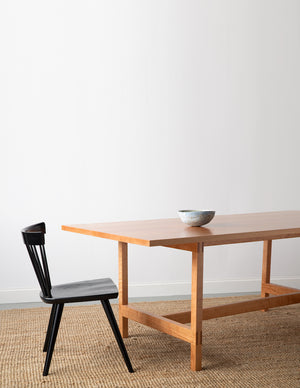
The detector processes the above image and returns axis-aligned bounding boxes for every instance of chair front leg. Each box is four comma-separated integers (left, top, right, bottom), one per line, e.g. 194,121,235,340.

43,303,64,376
101,299,133,373
43,304,58,352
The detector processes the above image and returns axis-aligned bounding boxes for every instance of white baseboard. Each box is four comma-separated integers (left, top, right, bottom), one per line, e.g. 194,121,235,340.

0,277,299,304
128,277,300,297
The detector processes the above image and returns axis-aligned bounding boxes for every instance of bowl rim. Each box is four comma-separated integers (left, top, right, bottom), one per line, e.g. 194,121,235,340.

178,210,215,214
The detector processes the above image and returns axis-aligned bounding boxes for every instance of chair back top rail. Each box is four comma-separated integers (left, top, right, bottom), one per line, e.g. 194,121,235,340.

22,222,52,297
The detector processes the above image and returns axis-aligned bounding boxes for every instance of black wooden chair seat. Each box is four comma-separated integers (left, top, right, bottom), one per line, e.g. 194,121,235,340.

41,278,118,304
22,222,133,376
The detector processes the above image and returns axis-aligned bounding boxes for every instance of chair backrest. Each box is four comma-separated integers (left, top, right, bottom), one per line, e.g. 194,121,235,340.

22,222,52,298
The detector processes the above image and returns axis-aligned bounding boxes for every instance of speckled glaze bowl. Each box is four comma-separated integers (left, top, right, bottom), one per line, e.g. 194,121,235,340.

178,210,215,227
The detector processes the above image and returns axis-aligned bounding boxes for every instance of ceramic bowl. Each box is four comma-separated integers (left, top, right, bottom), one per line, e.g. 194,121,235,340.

178,210,215,227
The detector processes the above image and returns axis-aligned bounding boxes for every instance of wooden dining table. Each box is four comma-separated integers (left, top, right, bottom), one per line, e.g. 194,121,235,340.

62,211,300,371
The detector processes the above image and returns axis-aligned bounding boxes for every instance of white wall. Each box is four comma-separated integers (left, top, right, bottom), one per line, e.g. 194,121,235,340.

1,1,300,303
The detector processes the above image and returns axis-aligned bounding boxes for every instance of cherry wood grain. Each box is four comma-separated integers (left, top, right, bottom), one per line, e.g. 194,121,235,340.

62,211,300,247
202,292,300,320
261,240,272,311
163,292,300,322
121,305,192,343
190,243,204,371
118,242,128,338
262,283,300,295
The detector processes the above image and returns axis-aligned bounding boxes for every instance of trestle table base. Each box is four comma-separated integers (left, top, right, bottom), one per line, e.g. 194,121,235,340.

118,240,300,371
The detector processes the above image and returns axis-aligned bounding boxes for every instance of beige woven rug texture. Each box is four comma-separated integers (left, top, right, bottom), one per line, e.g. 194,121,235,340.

0,296,299,388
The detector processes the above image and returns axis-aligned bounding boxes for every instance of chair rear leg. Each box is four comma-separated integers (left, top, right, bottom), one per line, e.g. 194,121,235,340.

43,304,57,352
101,299,133,373
43,303,64,376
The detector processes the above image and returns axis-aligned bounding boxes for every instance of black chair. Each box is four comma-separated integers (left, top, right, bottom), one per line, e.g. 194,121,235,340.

22,222,133,376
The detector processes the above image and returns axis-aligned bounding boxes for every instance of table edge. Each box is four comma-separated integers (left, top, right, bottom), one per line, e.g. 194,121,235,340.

62,225,300,247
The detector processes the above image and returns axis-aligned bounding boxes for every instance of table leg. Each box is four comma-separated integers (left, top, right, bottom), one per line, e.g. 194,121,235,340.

261,240,272,312
190,243,204,371
119,242,128,338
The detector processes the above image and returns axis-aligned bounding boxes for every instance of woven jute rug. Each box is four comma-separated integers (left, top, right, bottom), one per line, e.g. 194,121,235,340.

0,296,299,388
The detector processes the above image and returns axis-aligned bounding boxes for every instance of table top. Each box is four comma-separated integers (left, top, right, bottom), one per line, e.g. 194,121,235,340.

62,211,300,247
